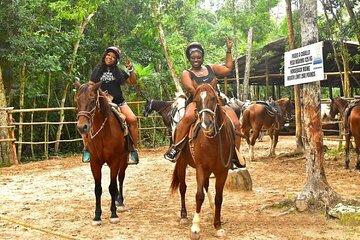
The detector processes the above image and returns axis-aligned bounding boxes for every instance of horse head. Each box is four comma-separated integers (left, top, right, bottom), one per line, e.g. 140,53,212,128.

329,97,348,120
276,97,294,120
74,80,107,135
194,84,219,137
143,99,153,117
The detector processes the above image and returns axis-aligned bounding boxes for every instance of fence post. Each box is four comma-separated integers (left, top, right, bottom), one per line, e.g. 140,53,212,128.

7,111,18,165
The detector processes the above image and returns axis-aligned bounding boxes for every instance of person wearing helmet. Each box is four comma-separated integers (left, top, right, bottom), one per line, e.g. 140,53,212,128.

82,46,139,165
164,38,244,168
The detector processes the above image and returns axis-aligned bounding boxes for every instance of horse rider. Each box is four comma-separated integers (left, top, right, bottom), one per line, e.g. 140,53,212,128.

82,46,139,165
164,38,244,168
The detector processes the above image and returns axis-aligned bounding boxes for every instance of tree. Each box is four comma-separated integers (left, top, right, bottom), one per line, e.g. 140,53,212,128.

295,0,339,211
285,0,303,151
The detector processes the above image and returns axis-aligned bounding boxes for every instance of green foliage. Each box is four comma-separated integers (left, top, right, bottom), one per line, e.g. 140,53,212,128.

1,0,359,160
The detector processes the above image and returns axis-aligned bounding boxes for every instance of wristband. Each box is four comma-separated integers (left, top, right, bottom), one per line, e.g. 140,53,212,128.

226,50,232,54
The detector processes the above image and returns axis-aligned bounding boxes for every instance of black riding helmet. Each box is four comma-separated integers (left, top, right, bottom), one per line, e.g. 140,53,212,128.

105,46,121,63
185,42,205,60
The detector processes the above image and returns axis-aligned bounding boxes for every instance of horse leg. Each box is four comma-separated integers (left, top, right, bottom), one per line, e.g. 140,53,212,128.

354,138,360,171
116,167,126,211
191,168,205,240
269,130,278,157
178,160,188,224
204,177,215,211
109,167,119,223
345,134,351,169
91,165,102,225
249,129,260,161
213,171,227,238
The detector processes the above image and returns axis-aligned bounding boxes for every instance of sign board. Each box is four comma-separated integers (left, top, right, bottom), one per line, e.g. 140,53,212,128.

284,41,325,86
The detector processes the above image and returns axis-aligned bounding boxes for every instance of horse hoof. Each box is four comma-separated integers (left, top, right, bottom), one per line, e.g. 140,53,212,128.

215,229,226,238
92,220,101,226
109,217,120,224
180,218,189,225
190,232,201,240
117,206,128,212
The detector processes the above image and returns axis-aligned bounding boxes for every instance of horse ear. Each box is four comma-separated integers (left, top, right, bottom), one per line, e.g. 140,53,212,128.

73,77,81,90
91,80,103,91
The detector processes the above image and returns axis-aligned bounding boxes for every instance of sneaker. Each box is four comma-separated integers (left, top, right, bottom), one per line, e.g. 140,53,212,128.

164,147,179,163
82,150,90,163
231,158,246,169
128,149,139,165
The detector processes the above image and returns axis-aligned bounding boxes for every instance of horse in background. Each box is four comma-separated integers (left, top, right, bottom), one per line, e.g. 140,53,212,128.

74,80,129,225
143,99,173,139
329,97,349,120
170,84,236,239
241,98,294,161
338,98,360,170
143,92,186,144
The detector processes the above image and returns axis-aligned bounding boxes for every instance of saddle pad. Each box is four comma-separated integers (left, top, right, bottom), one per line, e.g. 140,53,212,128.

111,106,128,136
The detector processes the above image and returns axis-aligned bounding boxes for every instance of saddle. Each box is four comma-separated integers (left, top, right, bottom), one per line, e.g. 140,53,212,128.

109,102,129,136
255,100,282,129
255,100,280,117
343,99,360,134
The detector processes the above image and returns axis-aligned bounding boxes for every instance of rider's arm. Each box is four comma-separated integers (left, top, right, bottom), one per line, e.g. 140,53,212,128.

211,37,234,76
125,59,137,85
181,70,196,96
126,71,137,85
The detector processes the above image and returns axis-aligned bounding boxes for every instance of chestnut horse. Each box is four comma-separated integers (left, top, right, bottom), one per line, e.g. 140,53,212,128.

74,80,129,225
170,84,236,239
241,98,294,161
329,97,349,120
340,99,360,170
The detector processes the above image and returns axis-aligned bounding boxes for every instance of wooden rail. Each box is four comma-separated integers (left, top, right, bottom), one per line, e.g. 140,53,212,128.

0,101,169,165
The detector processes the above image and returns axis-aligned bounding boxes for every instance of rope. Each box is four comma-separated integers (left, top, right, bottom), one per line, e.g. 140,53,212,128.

0,214,79,240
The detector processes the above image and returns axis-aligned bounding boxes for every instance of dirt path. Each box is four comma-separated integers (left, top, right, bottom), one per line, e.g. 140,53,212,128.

1,136,360,239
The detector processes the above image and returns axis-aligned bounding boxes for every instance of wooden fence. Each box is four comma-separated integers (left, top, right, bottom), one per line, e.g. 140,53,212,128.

0,101,169,165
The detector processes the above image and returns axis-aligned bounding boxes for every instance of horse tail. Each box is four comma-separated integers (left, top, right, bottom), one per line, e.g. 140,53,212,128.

170,163,180,194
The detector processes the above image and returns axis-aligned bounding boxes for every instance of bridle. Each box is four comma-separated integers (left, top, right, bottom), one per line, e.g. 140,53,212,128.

192,85,235,168
76,89,108,139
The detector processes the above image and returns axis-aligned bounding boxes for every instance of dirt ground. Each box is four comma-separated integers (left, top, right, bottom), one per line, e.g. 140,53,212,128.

1,136,360,240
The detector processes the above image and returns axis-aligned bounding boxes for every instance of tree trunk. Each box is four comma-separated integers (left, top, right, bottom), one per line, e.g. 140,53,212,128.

232,0,240,99
17,64,26,162
54,13,95,153
0,64,12,165
157,22,183,94
296,0,339,211
320,0,352,97
242,27,253,101
344,0,360,43
285,0,303,151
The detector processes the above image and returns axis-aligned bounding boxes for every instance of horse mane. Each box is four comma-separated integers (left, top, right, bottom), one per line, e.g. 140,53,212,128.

152,100,172,111
98,90,111,118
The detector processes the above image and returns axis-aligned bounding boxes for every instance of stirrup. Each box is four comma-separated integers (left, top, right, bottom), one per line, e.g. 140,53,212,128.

82,150,90,163
164,147,179,163
231,158,246,169
128,149,139,165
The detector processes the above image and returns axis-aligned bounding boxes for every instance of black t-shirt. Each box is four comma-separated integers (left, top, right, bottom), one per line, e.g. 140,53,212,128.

90,67,129,104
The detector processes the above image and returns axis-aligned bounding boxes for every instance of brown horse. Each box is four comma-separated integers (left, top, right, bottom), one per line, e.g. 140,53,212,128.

143,99,173,139
341,99,360,170
170,84,236,239
74,80,129,225
329,97,349,120
143,95,186,144
241,98,294,161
